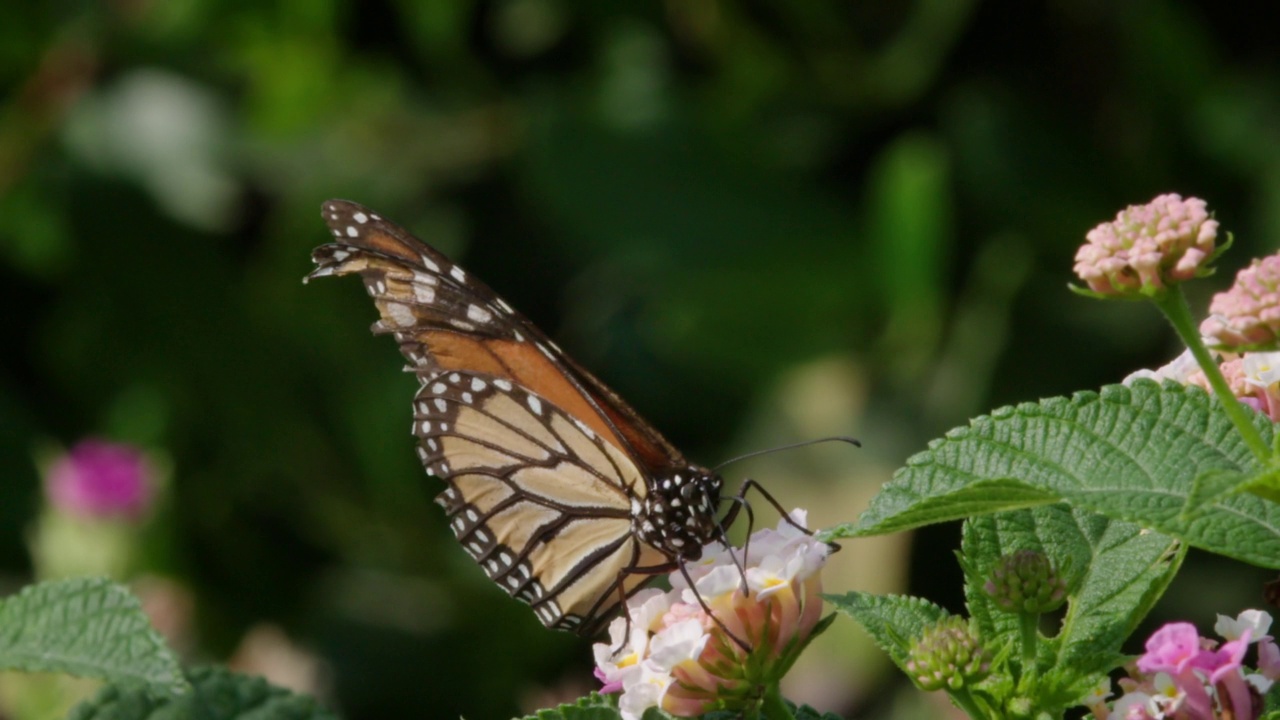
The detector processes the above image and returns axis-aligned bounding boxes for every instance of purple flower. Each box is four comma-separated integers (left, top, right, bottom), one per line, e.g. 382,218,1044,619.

45,440,155,521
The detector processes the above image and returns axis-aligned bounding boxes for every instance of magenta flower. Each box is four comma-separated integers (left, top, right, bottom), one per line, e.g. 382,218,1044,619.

1074,194,1219,297
45,439,155,521
1137,622,1209,674
1201,254,1280,349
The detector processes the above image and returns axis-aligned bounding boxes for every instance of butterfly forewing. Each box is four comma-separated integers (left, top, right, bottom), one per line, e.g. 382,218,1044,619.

307,199,702,635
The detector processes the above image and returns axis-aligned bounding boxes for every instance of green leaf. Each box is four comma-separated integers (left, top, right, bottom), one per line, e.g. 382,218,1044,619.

520,693,623,720
1183,468,1250,520
828,381,1280,568
790,706,845,720
961,505,1181,710
0,578,185,696
67,666,337,720
823,592,948,667
1242,466,1280,505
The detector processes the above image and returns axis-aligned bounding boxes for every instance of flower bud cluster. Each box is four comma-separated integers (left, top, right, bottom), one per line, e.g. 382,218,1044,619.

1201,255,1280,349
982,550,1067,615
904,616,992,692
1074,194,1218,297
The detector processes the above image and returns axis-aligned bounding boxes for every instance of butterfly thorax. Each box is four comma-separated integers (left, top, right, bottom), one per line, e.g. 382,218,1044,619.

632,468,724,560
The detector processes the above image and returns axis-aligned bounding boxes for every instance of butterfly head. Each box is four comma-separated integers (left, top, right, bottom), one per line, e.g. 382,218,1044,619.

633,467,725,560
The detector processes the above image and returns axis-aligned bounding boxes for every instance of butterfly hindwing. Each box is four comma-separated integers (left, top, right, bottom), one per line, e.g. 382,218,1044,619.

413,368,667,631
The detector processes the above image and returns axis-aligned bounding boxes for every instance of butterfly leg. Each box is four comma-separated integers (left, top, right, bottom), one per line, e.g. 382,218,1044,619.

675,559,752,653
713,495,753,593
732,478,840,552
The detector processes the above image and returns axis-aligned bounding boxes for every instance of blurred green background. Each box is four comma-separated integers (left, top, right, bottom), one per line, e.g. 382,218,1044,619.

2,1,1278,717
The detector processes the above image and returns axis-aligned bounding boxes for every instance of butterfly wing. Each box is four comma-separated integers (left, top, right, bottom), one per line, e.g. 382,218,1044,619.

307,199,684,633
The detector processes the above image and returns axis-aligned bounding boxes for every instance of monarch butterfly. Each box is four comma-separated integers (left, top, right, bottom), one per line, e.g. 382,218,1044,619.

307,200,763,636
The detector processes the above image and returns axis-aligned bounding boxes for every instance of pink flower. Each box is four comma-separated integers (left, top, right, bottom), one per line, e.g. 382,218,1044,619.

1201,254,1280,349
1075,194,1219,296
45,440,156,521
1137,623,1210,674
1257,638,1280,680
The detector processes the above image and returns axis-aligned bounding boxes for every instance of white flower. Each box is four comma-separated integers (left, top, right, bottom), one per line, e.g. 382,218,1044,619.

1242,353,1280,388
1079,674,1114,706
687,563,741,603
1123,348,1207,386
647,618,709,671
745,549,807,600
1246,672,1274,694
670,543,741,591
617,665,674,720
1107,691,1154,720
1147,673,1185,717
593,588,672,688
1214,608,1273,642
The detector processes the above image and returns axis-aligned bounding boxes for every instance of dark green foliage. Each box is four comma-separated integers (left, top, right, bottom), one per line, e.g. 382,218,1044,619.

68,667,337,720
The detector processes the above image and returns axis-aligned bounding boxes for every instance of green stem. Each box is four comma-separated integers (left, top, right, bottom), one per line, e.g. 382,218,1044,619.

948,688,990,720
1018,612,1038,674
1153,287,1271,462
758,683,794,720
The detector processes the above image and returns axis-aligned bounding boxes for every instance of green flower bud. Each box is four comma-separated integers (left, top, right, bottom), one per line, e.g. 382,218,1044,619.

904,616,992,691
983,550,1067,614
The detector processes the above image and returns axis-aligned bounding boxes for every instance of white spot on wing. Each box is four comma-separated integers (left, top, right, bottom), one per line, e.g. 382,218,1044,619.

527,395,543,415
353,211,368,223
414,284,436,303
345,226,358,237
434,398,448,413
423,257,440,273
385,303,415,327
494,379,513,391
470,377,487,392
467,304,492,323
450,266,466,282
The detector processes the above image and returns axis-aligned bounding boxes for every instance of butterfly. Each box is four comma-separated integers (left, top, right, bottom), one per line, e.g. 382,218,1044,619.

306,200,748,636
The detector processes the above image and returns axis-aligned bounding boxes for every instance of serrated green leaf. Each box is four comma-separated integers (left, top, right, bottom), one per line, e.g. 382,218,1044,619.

0,578,185,696
67,666,338,720
823,592,948,667
961,505,1180,710
829,381,1280,568
519,693,622,720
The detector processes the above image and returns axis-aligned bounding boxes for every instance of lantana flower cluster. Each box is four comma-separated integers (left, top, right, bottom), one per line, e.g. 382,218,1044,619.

1081,195,1280,422
1083,610,1280,720
1074,193,1219,296
593,509,832,720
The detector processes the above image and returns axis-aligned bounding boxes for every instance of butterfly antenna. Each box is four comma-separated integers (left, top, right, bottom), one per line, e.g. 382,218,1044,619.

713,436,861,472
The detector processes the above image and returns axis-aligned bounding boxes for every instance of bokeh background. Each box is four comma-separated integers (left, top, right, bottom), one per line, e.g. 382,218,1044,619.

2,1,1278,718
